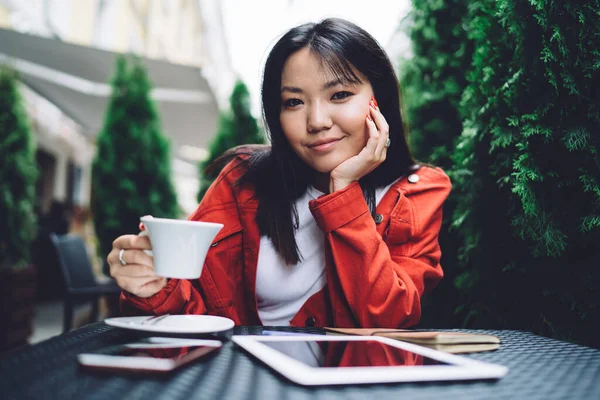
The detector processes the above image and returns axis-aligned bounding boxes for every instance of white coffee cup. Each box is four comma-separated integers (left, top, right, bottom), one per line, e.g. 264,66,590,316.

139,216,223,279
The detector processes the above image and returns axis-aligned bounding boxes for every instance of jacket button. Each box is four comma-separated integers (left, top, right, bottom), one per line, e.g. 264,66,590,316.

374,214,384,224
408,174,420,183
305,317,316,327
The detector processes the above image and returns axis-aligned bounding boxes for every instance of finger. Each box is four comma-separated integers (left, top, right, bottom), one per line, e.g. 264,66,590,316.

365,111,379,141
112,234,152,251
374,126,389,158
116,275,164,297
364,116,380,155
370,102,389,134
112,264,158,278
370,105,389,157
139,215,153,231
107,247,152,268
107,248,119,266
109,261,157,281
137,278,168,298
119,249,154,267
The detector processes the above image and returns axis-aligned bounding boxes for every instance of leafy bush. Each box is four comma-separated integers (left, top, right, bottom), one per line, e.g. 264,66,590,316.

0,66,38,271
400,0,472,170
452,0,600,347
92,56,178,270
399,0,473,328
197,80,263,201
404,0,600,346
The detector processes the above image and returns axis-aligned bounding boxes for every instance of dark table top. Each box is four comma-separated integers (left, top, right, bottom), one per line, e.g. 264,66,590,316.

1,324,599,400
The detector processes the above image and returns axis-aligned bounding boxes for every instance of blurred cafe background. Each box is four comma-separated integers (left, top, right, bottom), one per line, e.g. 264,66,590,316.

0,0,410,349
0,0,598,352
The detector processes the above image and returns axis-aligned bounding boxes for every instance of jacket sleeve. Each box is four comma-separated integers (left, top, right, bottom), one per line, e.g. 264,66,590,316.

120,279,207,316
119,157,246,316
309,167,451,328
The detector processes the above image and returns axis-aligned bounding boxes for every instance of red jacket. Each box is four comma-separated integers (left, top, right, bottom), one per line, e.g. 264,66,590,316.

121,157,451,328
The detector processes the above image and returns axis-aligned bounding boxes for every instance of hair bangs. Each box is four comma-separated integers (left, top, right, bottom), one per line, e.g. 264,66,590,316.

308,43,363,86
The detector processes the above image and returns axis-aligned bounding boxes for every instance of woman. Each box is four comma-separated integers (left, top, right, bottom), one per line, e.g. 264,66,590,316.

108,18,451,328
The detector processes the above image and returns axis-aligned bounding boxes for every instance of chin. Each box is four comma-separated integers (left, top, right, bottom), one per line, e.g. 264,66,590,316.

311,165,334,174
308,159,343,174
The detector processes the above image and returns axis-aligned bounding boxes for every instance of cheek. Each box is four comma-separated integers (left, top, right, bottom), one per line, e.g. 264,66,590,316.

280,113,299,143
337,104,369,143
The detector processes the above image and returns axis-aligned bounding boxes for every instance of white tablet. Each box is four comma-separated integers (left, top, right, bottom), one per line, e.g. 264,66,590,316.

232,334,508,386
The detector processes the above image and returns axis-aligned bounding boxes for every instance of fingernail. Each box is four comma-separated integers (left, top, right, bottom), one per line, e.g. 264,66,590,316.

139,222,146,231
366,114,373,121
372,97,379,108
369,100,375,109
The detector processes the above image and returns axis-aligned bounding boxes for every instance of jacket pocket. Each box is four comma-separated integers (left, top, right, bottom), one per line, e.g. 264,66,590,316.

202,221,244,313
211,221,243,247
384,194,413,255
208,221,243,266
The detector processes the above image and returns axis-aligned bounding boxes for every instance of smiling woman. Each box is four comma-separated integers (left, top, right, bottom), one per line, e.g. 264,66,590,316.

112,18,452,330
279,47,376,184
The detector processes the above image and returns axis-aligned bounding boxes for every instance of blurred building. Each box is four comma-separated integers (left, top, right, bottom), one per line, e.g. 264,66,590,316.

0,0,235,217
385,12,413,73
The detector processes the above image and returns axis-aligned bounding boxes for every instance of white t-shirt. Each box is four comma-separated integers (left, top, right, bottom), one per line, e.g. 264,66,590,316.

256,182,396,326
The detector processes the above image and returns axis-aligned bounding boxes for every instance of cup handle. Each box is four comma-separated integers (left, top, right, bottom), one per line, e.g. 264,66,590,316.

138,230,154,257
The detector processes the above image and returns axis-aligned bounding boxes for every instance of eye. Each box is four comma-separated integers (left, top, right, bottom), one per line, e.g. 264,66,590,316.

331,91,353,101
283,98,303,108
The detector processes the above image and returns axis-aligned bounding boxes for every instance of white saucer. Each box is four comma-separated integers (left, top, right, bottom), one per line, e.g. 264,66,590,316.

104,315,235,334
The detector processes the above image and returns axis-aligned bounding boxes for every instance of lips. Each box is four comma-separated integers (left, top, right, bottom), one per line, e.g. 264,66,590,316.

307,138,343,150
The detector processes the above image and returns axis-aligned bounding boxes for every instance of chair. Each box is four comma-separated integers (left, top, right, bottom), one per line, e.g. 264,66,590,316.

49,233,122,333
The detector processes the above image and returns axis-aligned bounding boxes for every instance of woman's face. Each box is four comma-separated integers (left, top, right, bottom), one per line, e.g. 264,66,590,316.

279,47,374,175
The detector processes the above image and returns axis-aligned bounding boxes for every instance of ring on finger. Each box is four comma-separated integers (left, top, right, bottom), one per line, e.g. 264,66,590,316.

119,249,127,266
385,138,391,148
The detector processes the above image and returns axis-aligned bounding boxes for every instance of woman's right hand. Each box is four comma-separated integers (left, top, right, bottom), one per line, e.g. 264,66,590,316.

107,224,168,298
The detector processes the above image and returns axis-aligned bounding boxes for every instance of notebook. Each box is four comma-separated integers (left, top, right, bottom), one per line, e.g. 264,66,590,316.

324,328,501,354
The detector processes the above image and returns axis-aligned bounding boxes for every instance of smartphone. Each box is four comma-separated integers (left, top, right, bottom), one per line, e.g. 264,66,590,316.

78,337,222,373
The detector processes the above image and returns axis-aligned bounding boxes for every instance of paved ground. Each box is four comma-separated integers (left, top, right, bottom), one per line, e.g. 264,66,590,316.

29,300,63,344
30,300,96,344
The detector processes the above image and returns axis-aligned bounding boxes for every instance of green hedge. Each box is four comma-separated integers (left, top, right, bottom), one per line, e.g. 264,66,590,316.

0,67,37,271
399,0,473,329
197,80,264,202
92,56,178,271
403,0,600,347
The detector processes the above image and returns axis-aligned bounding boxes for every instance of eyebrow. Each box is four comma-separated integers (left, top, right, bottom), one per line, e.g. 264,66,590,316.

280,79,347,94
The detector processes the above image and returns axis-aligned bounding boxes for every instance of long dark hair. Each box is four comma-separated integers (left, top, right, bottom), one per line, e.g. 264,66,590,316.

212,18,415,264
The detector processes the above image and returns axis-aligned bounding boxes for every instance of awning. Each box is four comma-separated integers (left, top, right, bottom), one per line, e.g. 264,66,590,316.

0,28,219,153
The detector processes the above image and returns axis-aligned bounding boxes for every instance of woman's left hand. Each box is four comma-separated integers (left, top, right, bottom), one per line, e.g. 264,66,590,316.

329,101,389,192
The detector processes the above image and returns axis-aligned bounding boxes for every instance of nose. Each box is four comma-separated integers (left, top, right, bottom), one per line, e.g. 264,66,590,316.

306,102,332,133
